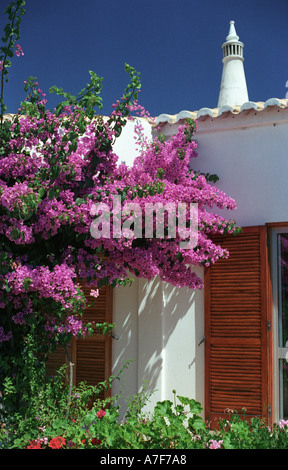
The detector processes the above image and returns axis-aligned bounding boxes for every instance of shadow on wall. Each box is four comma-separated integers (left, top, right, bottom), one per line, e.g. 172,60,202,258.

112,269,205,414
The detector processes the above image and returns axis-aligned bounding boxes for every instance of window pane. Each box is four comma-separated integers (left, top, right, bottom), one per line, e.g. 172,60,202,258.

280,359,288,419
278,234,288,347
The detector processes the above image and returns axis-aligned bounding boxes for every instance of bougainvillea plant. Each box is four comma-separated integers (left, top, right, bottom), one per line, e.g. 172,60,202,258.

0,1,240,410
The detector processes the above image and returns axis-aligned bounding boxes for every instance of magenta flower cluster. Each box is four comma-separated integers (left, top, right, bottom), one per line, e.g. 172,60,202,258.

0,77,238,348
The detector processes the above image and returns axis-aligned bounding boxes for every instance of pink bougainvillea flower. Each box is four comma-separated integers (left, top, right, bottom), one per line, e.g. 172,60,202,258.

0,82,239,356
15,44,24,57
90,289,99,298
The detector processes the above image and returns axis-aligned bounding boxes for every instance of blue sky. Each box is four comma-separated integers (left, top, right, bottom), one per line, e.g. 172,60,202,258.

1,0,288,117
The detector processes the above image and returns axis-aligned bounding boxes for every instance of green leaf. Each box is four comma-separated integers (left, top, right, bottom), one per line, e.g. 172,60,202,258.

84,410,96,428
38,187,46,199
188,415,206,432
48,187,59,199
177,395,203,414
75,197,86,206
52,418,69,430
154,400,173,417
23,277,32,291
9,227,20,240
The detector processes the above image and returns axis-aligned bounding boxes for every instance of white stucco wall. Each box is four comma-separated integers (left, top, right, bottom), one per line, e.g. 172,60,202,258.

160,106,288,228
112,117,153,167
112,270,205,416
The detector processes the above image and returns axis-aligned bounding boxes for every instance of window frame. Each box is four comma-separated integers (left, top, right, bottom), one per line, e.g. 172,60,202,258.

269,225,288,421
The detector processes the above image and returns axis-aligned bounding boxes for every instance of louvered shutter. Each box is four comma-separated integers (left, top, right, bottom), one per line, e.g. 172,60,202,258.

73,285,113,399
204,226,272,426
46,285,112,398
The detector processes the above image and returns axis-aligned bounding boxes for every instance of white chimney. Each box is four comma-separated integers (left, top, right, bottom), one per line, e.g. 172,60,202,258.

217,21,249,108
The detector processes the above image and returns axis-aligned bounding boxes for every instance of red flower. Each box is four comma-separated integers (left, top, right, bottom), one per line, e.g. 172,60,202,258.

49,436,66,449
91,438,102,446
96,409,106,418
27,439,42,449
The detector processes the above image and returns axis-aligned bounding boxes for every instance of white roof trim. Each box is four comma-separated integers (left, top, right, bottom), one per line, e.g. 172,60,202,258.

264,98,283,108
218,105,234,116
155,98,288,125
196,108,214,118
240,101,258,111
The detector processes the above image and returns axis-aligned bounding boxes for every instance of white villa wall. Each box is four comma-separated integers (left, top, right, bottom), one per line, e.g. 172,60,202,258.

161,106,288,227
112,117,153,167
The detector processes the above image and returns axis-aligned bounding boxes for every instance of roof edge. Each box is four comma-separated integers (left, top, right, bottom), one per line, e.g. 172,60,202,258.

156,98,288,125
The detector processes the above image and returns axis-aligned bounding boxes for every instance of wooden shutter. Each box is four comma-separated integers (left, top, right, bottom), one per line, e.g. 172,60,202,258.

73,284,113,399
204,226,272,426
46,285,113,398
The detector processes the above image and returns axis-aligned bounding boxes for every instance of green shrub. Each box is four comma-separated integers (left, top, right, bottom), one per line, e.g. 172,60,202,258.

218,411,288,449
1,358,288,449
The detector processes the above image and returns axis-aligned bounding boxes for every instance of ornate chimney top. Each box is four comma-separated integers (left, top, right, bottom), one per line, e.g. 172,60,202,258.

217,21,249,108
